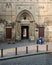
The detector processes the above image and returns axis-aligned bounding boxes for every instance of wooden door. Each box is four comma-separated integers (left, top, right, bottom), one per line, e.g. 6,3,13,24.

39,27,44,37
6,28,12,39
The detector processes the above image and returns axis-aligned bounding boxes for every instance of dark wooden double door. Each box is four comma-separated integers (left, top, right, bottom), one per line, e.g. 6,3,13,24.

39,27,44,37
6,28,12,39
21,26,29,39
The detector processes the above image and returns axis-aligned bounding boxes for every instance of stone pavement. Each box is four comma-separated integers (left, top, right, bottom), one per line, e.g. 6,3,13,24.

0,40,52,60
0,40,36,49
0,40,51,49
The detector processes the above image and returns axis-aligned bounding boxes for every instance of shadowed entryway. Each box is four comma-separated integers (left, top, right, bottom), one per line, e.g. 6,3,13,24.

16,10,35,41
21,26,29,39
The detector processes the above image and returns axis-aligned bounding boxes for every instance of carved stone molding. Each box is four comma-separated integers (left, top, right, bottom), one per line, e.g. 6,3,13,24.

30,21,33,23
17,21,21,23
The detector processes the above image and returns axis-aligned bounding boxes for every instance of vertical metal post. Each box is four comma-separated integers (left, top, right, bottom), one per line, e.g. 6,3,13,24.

1,49,3,57
37,45,38,52
15,47,17,55
26,46,28,54
46,45,48,51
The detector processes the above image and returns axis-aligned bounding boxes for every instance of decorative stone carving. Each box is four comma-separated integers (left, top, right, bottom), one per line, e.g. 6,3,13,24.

0,18,7,24
17,21,21,23
18,7,21,9
6,3,12,8
30,21,33,23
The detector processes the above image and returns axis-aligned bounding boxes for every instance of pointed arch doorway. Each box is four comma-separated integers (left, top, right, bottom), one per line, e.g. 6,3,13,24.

21,26,29,39
16,10,35,41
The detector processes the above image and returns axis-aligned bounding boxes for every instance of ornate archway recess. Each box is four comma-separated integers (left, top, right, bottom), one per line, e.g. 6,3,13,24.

16,10,34,22
16,10,36,41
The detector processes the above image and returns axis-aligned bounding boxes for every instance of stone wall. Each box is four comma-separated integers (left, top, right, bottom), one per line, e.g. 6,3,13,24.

0,0,52,41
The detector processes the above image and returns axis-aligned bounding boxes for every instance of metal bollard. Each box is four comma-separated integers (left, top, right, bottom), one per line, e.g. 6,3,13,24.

26,46,28,54
1,49,3,57
15,47,17,55
37,45,38,52
46,45,48,51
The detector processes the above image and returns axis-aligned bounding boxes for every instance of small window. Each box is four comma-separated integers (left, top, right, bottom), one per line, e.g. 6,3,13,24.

24,16,26,20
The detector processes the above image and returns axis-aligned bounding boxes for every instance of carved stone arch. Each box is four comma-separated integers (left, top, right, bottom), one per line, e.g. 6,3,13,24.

16,9,34,22
15,10,36,41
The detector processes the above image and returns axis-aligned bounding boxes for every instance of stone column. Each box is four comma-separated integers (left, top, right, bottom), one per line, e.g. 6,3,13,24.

16,21,21,41
29,21,35,41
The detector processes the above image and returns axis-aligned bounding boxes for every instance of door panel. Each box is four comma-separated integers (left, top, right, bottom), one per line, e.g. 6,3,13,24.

39,27,44,37
6,28,12,39
21,26,29,39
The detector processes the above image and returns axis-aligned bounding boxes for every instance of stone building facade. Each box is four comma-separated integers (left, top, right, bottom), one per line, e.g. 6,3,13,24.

0,0,52,42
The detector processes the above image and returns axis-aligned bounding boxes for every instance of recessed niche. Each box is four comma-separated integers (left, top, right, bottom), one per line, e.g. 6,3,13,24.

18,7,21,9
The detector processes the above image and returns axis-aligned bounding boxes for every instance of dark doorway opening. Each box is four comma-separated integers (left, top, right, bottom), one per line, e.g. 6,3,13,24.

21,26,29,39
6,28,12,39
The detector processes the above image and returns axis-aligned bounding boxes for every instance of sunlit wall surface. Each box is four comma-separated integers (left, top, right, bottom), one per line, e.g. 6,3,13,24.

0,0,52,42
